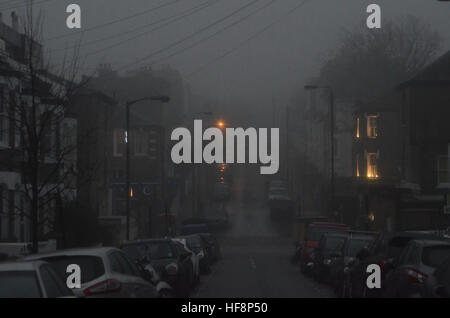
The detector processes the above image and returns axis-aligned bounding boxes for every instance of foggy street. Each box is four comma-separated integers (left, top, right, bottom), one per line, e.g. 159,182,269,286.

193,200,334,298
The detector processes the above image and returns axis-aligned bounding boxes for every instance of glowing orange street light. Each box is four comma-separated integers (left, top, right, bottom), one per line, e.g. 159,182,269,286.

217,121,225,128
130,187,134,199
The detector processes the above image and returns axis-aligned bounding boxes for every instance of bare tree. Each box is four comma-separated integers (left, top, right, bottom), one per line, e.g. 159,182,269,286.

318,15,442,101
0,2,92,252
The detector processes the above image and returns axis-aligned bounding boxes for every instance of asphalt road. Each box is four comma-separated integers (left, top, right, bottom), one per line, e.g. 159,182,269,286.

193,199,335,298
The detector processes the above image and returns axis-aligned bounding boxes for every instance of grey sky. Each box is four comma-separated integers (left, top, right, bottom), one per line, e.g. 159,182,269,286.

3,0,450,114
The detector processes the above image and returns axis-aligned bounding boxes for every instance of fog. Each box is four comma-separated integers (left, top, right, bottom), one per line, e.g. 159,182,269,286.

4,0,450,120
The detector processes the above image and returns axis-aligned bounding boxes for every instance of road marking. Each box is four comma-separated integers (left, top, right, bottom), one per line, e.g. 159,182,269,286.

249,256,256,270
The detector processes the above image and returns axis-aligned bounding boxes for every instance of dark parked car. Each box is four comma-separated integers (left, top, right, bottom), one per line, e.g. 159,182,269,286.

313,233,348,283
421,257,450,298
122,239,194,297
199,233,221,264
300,222,350,275
383,239,450,298
346,231,439,298
180,234,211,274
329,232,377,297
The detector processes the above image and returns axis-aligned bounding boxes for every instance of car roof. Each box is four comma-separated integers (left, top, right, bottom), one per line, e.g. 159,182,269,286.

23,247,119,261
323,233,348,239
309,222,349,228
0,260,47,271
386,231,440,240
410,238,450,246
122,239,172,246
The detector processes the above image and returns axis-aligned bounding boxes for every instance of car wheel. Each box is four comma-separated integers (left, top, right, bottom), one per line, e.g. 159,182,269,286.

159,289,174,298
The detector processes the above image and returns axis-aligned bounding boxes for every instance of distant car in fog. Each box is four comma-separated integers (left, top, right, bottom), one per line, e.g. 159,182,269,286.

24,247,158,298
383,239,450,298
181,223,210,235
300,222,350,275
421,256,450,298
0,261,74,298
213,182,231,201
203,203,230,230
346,231,439,298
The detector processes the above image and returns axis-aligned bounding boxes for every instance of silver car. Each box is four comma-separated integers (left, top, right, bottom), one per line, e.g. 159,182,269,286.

0,260,75,298
24,247,158,298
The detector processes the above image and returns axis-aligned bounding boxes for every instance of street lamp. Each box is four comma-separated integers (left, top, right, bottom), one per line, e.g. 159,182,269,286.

304,84,335,218
126,95,170,241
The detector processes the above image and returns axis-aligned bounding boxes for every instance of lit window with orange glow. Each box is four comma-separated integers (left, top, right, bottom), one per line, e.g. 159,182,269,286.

356,154,360,177
367,115,378,138
367,153,378,179
356,118,360,138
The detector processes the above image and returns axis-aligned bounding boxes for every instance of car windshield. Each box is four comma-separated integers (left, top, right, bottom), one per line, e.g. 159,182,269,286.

346,239,372,257
309,227,347,241
422,245,450,268
124,242,174,260
42,256,105,284
0,271,42,298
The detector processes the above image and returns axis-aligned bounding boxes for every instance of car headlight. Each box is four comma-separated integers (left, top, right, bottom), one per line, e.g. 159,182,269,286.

324,259,332,265
165,263,178,275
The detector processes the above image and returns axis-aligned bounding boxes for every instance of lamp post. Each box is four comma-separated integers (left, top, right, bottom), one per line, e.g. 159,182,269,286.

304,85,335,218
191,111,213,217
126,95,170,241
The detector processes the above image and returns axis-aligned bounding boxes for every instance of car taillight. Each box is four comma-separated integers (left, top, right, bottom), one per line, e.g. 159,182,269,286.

84,279,121,296
406,269,427,284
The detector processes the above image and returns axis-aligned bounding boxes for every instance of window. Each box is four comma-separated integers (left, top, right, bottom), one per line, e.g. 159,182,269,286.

438,156,450,185
113,129,126,157
367,115,378,138
356,117,360,138
367,153,378,179
134,129,149,156
0,86,9,146
40,266,70,298
356,154,360,177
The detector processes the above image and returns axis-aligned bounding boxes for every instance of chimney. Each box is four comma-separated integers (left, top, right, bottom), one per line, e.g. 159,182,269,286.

11,11,18,31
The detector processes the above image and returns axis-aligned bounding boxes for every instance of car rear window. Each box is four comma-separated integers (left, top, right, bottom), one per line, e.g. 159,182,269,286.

42,256,105,284
422,246,450,268
324,236,346,251
309,227,348,241
0,271,42,298
387,236,414,258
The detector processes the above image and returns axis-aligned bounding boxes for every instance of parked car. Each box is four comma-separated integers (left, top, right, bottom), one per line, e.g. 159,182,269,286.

134,261,174,298
383,239,450,298
313,233,348,283
203,203,230,231
122,239,193,297
181,223,210,235
0,261,75,298
172,238,200,284
345,231,439,298
24,247,158,298
300,222,350,275
421,257,450,298
329,231,377,297
180,234,211,274
199,233,221,264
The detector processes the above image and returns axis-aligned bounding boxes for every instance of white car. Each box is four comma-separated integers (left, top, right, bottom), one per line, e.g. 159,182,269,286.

172,238,200,284
24,247,159,298
0,260,75,298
